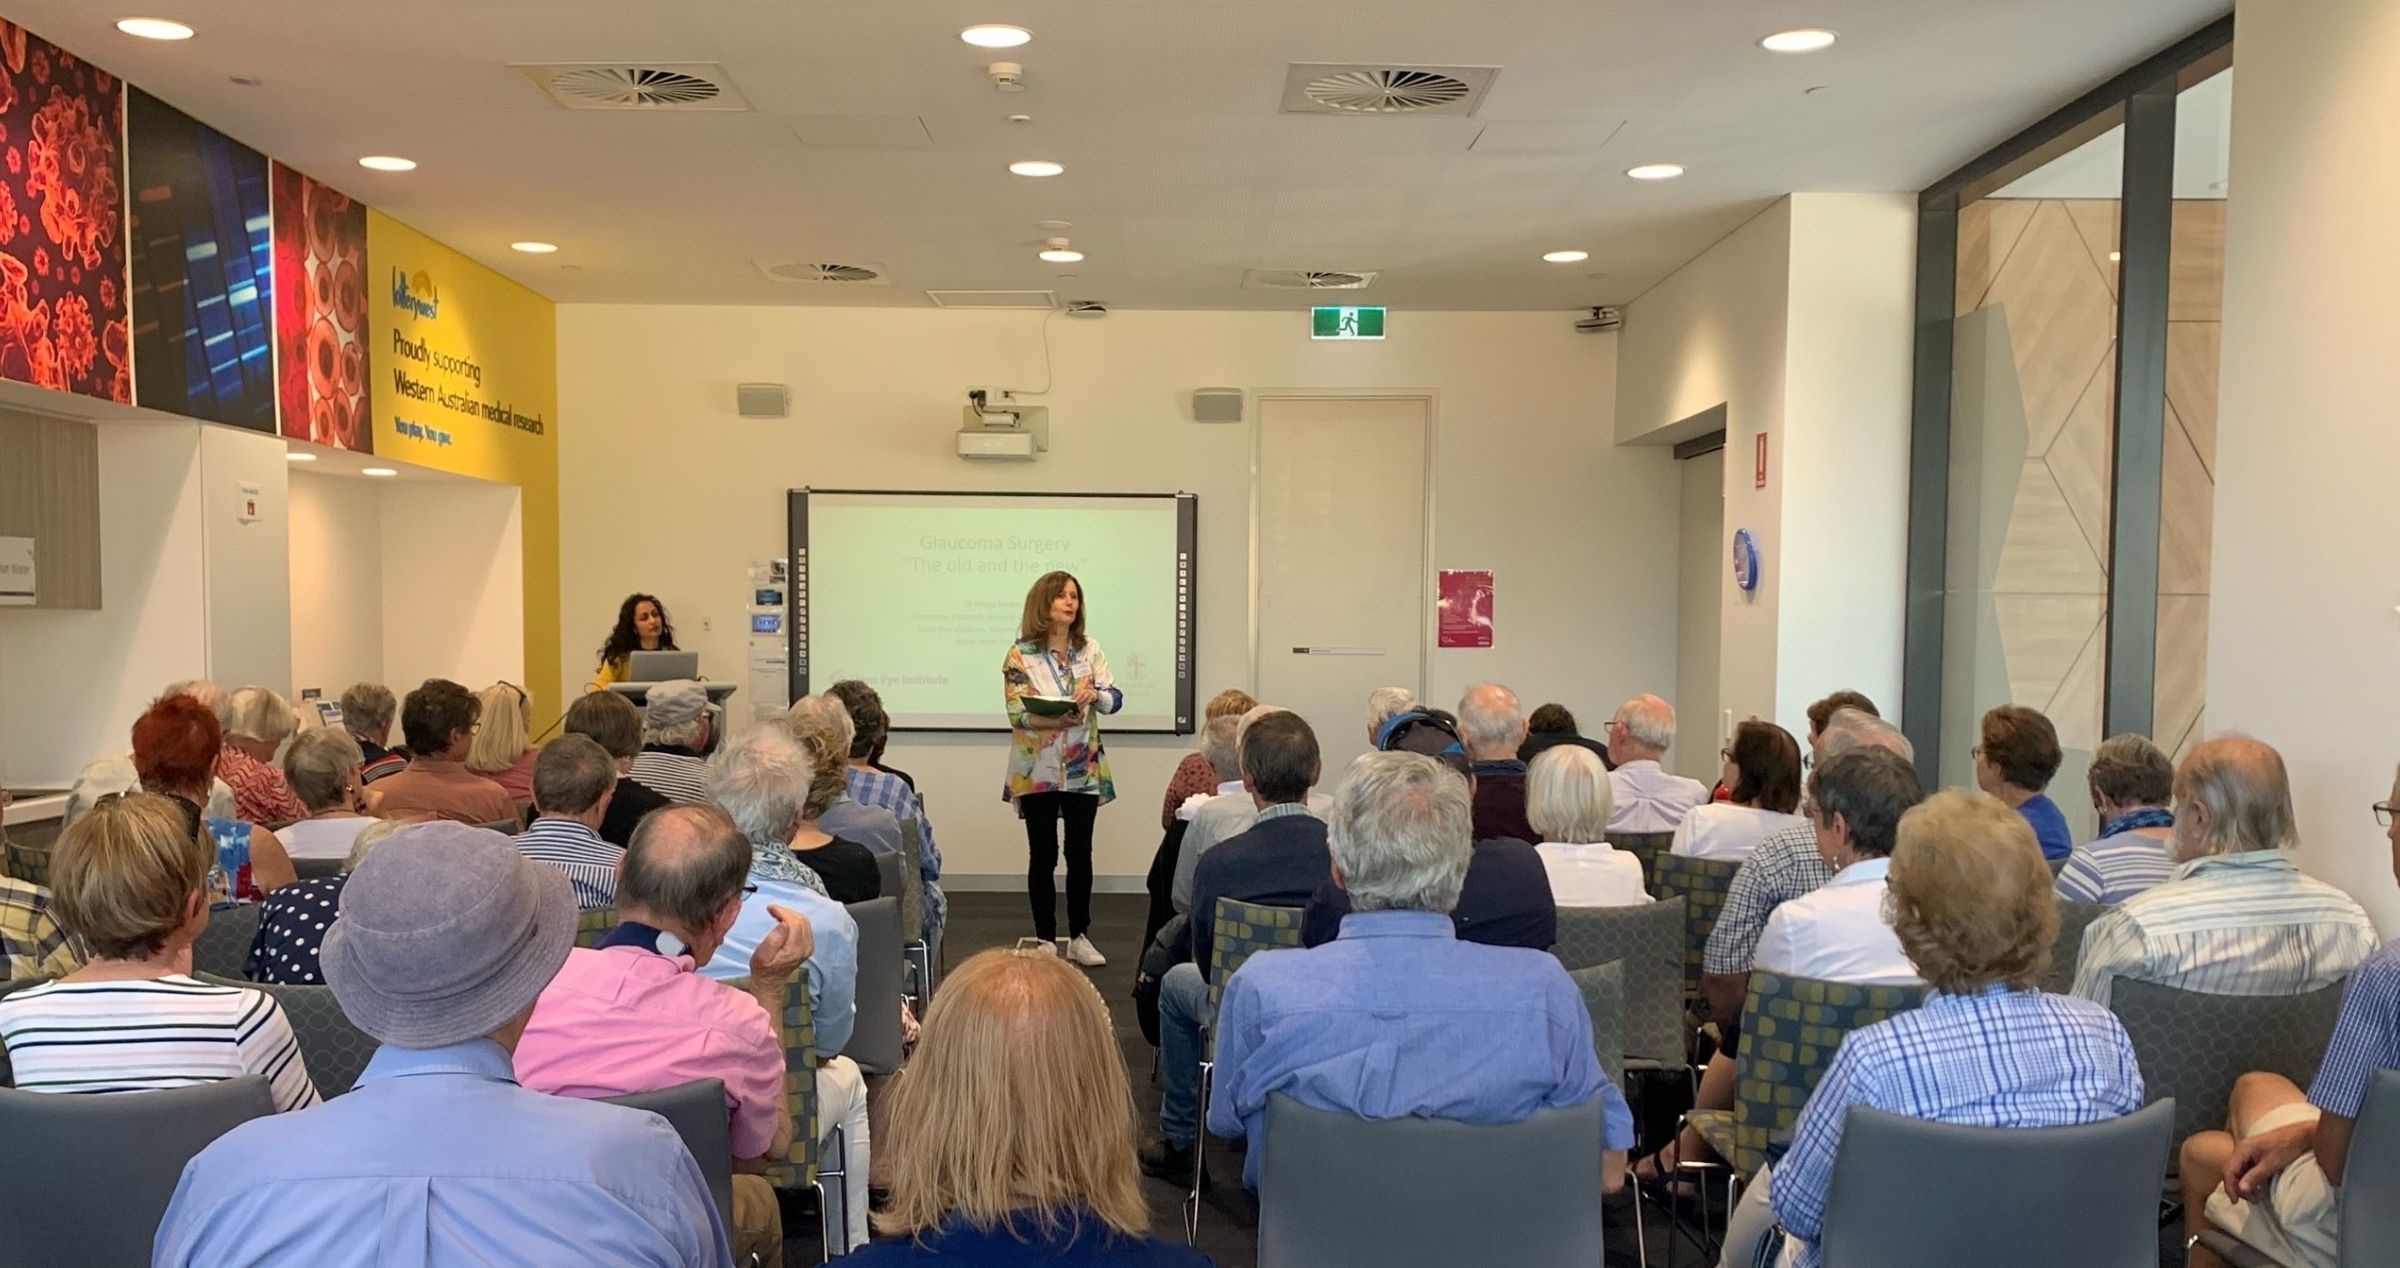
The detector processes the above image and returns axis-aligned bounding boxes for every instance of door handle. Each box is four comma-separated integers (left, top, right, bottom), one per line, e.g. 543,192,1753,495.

1290,647,1386,656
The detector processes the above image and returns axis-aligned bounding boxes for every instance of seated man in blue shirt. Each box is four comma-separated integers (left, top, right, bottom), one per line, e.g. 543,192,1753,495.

154,822,728,1267
1141,709,1333,1181
1208,750,1633,1193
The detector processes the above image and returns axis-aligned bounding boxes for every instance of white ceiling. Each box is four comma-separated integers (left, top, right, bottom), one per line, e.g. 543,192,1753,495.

1992,67,2232,201
27,0,2229,310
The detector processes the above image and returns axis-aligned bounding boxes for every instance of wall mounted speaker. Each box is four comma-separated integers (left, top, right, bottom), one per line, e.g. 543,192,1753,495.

1192,388,1244,423
737,383,790,418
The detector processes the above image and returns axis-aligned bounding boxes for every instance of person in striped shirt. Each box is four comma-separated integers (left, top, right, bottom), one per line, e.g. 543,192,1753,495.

2054,733,2179,905
628,680,714,804
0,793,317,1111
2071,735,2377,1010
514,736,627,909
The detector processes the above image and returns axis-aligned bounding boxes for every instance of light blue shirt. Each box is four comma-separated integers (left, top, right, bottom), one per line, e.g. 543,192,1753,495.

1208,908,1634,1190
153,1037,728,1268
703,853,859,1060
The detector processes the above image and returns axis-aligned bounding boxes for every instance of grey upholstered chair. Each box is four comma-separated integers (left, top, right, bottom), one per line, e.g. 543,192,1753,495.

190,902,262,982
1256,1092,1607,1268
291,855,344,881
1550,898,1686,1068
1606,830,1676,887
1819,1100,2174,1268
0,1074,276,1267
2043,899,2108,995
871,848,904,907
601,1077,736,1244
2110,976,2346,1148
839,896,905,1075
199,973,378,1097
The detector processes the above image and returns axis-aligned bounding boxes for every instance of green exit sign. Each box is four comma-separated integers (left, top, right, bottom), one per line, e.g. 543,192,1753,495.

1311,306,1386,340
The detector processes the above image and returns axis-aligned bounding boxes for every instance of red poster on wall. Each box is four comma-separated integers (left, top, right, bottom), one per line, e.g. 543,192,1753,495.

1437,569,1495,648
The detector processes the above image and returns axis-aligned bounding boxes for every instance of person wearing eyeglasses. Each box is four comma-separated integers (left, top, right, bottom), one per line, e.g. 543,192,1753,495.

1972,705,2074,861
2181,764,2400,1268
1669,720,1806,865
1603,694,1709,833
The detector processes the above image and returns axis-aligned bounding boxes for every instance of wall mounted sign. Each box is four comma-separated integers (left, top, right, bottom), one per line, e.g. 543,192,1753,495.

1437,569,1494,647
1754,432,1768,489
1732,528,1761,593
0,535,33,604
1311,306,1386,340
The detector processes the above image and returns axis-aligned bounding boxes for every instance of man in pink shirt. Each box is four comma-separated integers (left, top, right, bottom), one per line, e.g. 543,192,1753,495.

516,804,816,1265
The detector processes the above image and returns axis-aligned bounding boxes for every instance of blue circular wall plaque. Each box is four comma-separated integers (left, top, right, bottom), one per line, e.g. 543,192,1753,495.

1732,528,1760,592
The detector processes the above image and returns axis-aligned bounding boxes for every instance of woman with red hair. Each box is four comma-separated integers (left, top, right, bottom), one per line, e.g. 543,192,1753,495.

132,694,296,900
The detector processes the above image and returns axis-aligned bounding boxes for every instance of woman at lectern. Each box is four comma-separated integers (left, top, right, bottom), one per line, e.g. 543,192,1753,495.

1003,571,1122,968
587,593,678,692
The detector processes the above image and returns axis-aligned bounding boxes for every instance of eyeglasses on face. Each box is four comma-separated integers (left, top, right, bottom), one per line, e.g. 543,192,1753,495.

2375,802,2397,828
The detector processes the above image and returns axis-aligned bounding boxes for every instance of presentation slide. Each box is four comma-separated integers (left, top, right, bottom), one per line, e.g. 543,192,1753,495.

792,490,1194,732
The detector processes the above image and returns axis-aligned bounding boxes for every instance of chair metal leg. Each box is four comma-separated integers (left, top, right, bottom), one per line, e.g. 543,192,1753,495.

1184,1059,1212,1244
820,1123,853,1255
904,938,933,1007
809,1181,830,1262
1630,1173,1651,1268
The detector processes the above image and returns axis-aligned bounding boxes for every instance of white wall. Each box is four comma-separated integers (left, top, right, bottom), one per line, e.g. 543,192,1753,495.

556,306,1676,883
2211,0,2400,933
198,426,293,696
381,481,525,699
1775,193,1916,727
0,424,206,782
288,471,386,701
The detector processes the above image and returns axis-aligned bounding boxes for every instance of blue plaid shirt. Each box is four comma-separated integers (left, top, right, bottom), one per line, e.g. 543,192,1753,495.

1769,984,2145,1268
2310,938,2400,1120
844,766,945,932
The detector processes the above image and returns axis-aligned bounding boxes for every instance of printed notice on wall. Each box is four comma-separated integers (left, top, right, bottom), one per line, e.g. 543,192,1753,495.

0,536,33,605
1436,569,1494,648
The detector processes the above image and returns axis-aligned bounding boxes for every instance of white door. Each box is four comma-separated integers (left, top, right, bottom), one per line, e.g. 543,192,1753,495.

1254,395,1431,776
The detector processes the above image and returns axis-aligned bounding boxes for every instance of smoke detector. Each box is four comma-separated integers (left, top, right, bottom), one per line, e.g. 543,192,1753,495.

988,61,1028,93
752,261,889,284
515,62,750,111
1242,268,1379,291
1280,64,1499,116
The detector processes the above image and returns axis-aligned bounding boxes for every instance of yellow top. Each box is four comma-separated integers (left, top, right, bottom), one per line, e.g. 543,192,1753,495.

588,656,628,693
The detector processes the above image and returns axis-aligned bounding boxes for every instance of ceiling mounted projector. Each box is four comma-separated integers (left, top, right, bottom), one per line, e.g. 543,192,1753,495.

959,387,1049,461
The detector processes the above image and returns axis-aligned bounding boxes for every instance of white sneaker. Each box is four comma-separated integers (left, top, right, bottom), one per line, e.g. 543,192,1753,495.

1066,934,1108,967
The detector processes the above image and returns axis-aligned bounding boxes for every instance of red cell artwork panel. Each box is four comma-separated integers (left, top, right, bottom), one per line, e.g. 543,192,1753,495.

0,22,130,403
273,161,370,452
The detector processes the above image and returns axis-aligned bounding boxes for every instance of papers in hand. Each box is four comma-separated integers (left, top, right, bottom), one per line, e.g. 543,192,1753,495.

1022,694,1080,718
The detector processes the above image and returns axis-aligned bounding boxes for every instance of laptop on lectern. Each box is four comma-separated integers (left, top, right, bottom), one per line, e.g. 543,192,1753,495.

626,650,700,682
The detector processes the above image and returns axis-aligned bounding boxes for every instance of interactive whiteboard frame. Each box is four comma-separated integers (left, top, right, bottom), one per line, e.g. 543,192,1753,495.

787,488,1198,734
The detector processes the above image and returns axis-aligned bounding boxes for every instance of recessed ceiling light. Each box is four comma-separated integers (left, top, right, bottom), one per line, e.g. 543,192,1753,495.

358,155,416,172
1009,160,1063,178
961,24,1032,49
1542,250,1590,264
1007,113,1033,124
2108,251,2121,262
1626,163,1685,181
116,17,194,41
511,241,558,254
284,451,316,462
361,467,398,478
1038,241,1084,264
1760,29,1838,54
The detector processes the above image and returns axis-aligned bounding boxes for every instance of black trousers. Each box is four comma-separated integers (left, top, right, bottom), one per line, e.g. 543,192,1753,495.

1020,791,1099,940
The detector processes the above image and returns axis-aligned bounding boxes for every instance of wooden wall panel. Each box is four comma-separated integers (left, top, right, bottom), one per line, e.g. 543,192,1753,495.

0,408,101,609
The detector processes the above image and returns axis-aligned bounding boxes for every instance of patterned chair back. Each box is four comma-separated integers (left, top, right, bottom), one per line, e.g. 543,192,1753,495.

574,906,617,949
2042,899,2108,995
897,820,926,945
1549,898,1686,1066
1207,899,1306,1019
192,902,262,981
4,840,49,888
1729,969,1925,1177
1606,831,1676,887
1653,854,1740,1006
729,974,822,1190
201,974,378,1097
1567,960,1626,1087
2110,976,2347,1148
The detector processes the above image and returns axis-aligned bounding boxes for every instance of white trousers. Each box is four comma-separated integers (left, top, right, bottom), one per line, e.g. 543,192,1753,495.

817,1055,872,1253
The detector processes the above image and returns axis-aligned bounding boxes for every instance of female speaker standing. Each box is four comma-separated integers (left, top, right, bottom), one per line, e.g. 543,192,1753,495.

1003,571,1121,967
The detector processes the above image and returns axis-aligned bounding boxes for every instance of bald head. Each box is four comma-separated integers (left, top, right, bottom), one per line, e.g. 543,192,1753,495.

1609,694,1676,764
1816,707,1915,764
1457,684,1526,760
2171,734,2298,863
619,802,754,939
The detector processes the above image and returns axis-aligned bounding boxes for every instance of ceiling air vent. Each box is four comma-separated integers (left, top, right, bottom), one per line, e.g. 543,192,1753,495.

753,261,889,284
1280,64,1498,117
925,289,1057,310
1242,269,1379,291
515,63,751,111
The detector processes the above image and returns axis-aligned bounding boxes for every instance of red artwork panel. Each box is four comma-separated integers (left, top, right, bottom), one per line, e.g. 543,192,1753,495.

0,22,129,403
273,161,370,451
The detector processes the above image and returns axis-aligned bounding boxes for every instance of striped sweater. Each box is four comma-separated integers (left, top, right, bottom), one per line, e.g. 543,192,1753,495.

0,974,320,1111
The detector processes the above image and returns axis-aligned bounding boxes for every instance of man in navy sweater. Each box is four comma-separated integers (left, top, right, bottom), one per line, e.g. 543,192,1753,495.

1142,710,1330,1180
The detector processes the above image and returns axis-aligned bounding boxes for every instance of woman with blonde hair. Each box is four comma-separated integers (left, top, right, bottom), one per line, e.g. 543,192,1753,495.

1159,688,1259,828
1719,790,2146,1268
219,685,307,824
0,792,319,1110
782,713,885,903
831,947,1209,1266
466,682,540,802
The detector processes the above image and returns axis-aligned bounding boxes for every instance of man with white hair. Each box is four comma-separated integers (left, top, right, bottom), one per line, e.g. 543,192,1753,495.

1365,686,1419,746
1208,751,1633,1193
783,694,904,859
627,680,714,804
1459,683,1536,842
1605,693,1708,832
2073,735,2376,1010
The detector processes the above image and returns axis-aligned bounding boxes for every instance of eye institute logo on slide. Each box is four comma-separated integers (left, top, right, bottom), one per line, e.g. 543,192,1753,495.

391,267,440,321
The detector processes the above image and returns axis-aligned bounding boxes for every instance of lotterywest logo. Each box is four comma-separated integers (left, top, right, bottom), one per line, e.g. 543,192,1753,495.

391,267,439,321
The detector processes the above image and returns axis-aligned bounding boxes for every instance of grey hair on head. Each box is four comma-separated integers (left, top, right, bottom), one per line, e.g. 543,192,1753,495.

1456,683,1525,755
283,728,364,811
783,694,857,761
1613,694,1677,753
1199,716,1241,784
1367,686,1418,738
1328,751,1474,915
2172,734,2299,862
1817,707,1915,764
708,724,812,847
